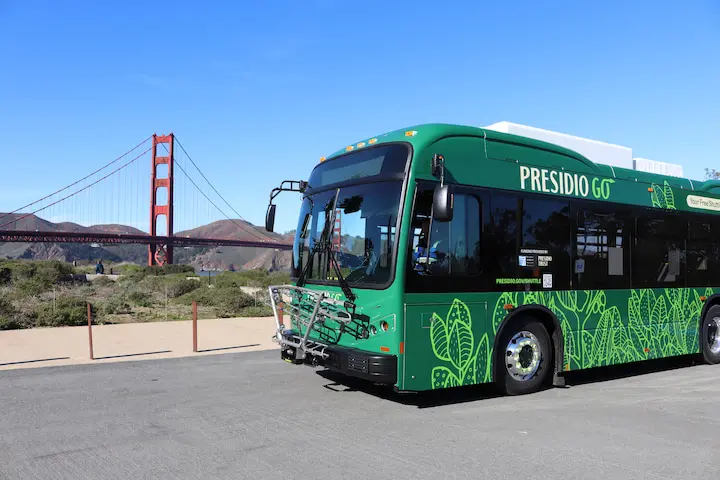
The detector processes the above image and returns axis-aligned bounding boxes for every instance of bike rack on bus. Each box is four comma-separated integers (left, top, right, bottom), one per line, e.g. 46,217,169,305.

267,285,355,362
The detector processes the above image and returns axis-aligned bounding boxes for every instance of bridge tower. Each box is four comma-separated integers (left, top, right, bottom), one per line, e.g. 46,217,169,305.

148,133,175,266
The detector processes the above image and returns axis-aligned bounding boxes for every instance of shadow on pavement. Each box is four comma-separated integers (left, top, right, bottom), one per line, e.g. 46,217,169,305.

316,353,704,408
563,353,701,386
95,350,172,360
316,370,502,408
198,344,261,353
0,357,71,367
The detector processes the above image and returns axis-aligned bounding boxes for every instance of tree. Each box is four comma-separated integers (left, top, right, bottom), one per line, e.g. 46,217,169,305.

704,168,720,180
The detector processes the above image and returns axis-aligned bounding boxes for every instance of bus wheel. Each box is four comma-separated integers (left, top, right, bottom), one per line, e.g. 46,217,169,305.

498,316,552,396
701,305,720,365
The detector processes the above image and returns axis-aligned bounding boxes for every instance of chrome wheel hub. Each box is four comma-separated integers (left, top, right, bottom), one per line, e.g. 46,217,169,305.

708,317,720,355
505,331,542,381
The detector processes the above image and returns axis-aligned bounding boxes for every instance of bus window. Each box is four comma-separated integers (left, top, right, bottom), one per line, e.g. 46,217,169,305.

687,219,716,287
406,184,484,292
632,213,686,289
573,206,631,290
489,193,571,291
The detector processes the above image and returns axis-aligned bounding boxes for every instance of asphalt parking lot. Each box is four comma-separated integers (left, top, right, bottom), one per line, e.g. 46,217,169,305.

1,349,718,479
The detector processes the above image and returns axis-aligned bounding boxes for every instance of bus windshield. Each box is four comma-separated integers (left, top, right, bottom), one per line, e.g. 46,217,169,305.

292,181,402,286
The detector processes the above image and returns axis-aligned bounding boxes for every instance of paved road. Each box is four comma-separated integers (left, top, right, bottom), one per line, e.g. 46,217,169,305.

1,350,718,480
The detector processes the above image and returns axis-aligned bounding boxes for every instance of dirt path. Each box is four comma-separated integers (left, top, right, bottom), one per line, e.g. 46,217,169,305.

0,317,278,371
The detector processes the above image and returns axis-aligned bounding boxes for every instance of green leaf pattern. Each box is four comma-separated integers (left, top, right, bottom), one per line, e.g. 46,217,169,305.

428,299,492,388
650,181,677,210
428,287,712,389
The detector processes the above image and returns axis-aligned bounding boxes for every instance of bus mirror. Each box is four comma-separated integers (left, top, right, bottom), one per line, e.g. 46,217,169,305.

431,154,445,178
433,184,454,222
265,204,277,232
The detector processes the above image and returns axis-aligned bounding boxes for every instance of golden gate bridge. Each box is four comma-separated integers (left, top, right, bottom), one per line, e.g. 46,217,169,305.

0,134,291,266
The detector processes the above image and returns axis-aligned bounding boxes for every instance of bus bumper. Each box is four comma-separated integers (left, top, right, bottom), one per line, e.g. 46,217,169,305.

279,331,397,385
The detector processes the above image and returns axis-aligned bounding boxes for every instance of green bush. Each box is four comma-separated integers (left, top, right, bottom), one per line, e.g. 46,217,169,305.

238,305,273,317
92,276,115,287
127,290,153,307
0,260,75,297
143,264,196,276
211,270,290,289
0,267,11,285
34,296,92,327
0,296,22,330
175,287,256,318
138,275,201,299
0,316,23,330
101,296,132,315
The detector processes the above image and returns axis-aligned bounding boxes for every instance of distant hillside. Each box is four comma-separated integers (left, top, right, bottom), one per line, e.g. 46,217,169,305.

0,213,147,235
0,214,294,271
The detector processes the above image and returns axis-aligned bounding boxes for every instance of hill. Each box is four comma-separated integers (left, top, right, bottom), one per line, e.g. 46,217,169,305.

0,214,294,271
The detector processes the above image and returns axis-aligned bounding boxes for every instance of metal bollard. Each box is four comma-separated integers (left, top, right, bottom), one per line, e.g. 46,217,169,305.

192,300,198,352
87,302,94,360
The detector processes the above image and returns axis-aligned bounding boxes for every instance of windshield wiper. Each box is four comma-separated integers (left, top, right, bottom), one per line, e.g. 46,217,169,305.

296,189,356,303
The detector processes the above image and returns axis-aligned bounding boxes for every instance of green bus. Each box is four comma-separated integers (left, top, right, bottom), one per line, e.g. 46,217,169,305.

265,123,720,395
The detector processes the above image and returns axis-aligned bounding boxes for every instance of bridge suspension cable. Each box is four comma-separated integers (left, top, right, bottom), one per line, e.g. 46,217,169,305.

0,145,152,230
166,137,278,243
0,135,152,223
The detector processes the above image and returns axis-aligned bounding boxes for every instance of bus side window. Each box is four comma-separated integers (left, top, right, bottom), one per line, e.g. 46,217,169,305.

632,213,686,289
687,220,714,287
573,207,630,290
407,184,483,288
426,193,481,276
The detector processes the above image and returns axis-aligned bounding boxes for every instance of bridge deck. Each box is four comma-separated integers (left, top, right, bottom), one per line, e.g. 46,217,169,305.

0,230,292,249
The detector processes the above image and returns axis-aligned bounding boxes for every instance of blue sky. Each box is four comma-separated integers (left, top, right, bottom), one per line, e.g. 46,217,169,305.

1,0,718,234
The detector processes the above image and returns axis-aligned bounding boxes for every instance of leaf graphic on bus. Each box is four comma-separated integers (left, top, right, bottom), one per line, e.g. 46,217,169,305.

650,296,667,325
492,292,516,334
581,330,595,369
432,366,460,389
628,292,649,359
430,313,450,362
561,316,579,367
650,183,663,208
610,326,634,365
639,289,656,324
447,300,474,372
469,333,491,384
556,291,578,312
591,307,619,366
663,182,676,209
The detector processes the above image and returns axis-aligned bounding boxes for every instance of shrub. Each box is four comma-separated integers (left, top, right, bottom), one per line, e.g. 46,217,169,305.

101,296,132,315
212,270,290,289
0,267,11,285
143,265,196,276
127,290,153,307
0,260,75,297
238,305,273,317
92,276,115,287
34,296,92,327
175,287,256,318
0,295,22,330
138,275,201,299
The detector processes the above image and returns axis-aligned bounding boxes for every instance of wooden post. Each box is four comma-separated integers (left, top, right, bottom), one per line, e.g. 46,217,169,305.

192,300,198,352
87,302,94,360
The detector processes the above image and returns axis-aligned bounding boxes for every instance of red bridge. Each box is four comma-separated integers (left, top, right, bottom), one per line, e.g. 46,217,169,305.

0,134,291,265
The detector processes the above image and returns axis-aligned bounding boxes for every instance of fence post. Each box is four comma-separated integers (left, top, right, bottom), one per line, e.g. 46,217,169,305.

87,302,94,360
192,300,198,352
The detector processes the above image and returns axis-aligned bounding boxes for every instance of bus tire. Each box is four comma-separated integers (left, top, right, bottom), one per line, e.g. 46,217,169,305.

497,316,553,396
701,305,720,365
